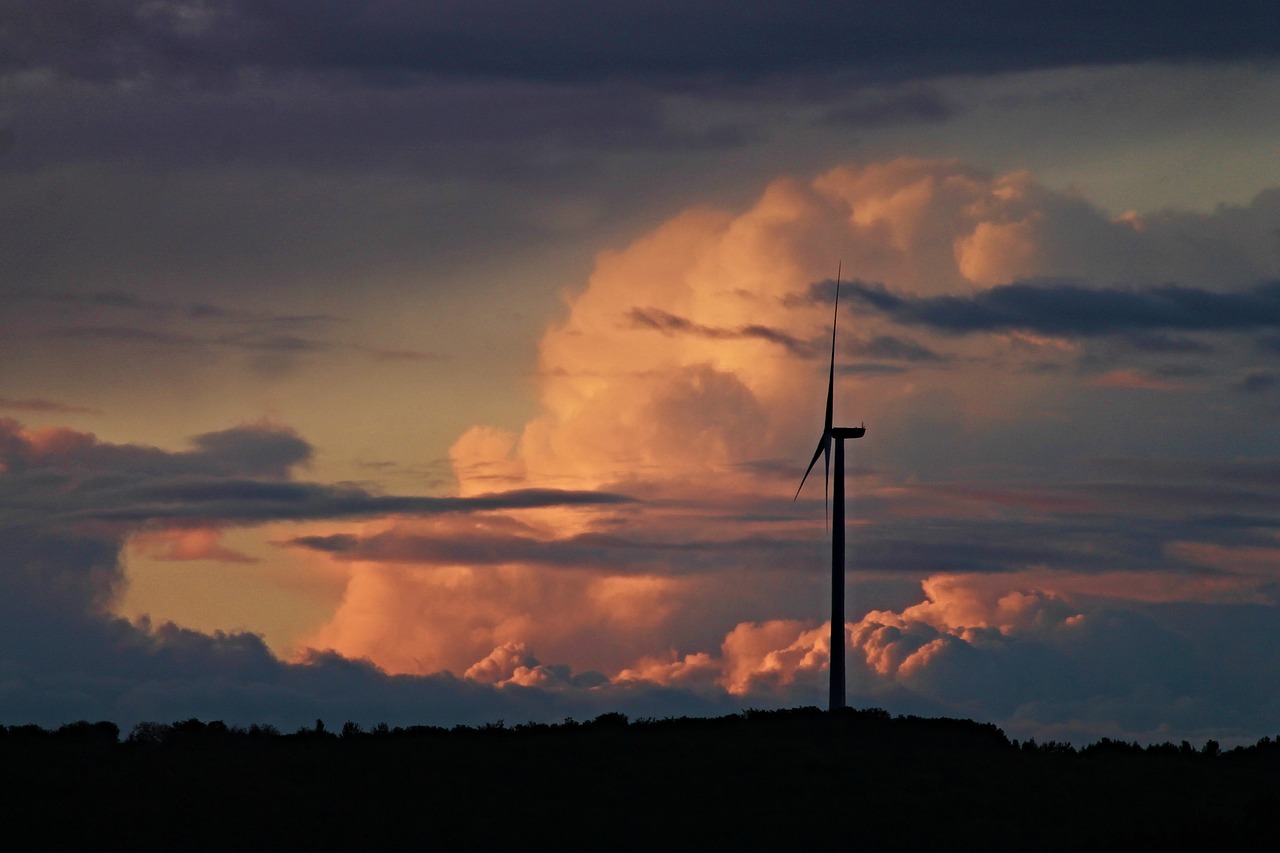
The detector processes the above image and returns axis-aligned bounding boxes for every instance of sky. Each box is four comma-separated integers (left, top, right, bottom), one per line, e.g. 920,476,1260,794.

3,1,1280,744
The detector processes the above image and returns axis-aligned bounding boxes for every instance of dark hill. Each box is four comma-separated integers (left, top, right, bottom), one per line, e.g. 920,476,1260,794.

1,707,1276,850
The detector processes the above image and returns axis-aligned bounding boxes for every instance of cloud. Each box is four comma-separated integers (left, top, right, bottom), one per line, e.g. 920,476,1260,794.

7,155,1280,742
130,527,258,564
16,289,336,326
0,414,668,729
839,571,1280,743
300,557,693,678
838,279,1280,337
852,335,948,363
0,419,629,529
286,526,798,574
188,424,313,478
25,304,435,368
434,159,1280,516
821,87,956,128
339,157,1280,745
1084,369,1182,391
626,307,818,358
1234,373,1279,393
0,290,439,382
0,396,101,415
1121,333,1213,354
9,1,1275,89
720,620,831,695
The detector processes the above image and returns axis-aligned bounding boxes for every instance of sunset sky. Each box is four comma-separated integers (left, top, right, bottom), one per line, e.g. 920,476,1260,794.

4,1,1280,744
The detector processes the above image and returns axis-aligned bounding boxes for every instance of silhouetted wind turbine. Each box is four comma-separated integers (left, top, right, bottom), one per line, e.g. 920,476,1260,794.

795,265,865,712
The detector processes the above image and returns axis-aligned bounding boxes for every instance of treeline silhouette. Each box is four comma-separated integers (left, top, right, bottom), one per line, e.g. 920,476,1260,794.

2,707,1276,850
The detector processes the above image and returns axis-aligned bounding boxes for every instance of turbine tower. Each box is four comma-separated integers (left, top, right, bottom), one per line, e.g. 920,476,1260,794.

795,267,865,712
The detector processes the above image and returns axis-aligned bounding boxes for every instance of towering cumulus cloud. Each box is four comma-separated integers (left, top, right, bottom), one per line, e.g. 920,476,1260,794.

9,157,1280,741
298,158,1280,743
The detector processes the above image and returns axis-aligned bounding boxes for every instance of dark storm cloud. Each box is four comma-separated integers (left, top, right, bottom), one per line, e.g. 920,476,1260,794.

7,1,1276,88
828,279,1280,337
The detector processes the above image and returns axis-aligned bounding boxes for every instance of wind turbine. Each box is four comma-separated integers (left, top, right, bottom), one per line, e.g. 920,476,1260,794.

795,265,865,712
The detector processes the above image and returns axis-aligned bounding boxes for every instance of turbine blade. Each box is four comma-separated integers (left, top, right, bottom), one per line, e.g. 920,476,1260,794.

825,264,840,436
824,265,840,529
794,434,828,501
795,265,843,531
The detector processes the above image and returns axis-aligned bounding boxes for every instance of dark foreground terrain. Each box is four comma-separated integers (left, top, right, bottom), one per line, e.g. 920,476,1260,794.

2,707,1276,850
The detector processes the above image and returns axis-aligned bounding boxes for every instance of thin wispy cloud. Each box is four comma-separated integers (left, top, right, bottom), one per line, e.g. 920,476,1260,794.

626,307,818,357
0,396,101,415
39,324,437,364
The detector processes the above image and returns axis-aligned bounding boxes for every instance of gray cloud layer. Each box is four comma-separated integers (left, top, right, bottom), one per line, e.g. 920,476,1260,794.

836,279,1280,337
8,1,1276,87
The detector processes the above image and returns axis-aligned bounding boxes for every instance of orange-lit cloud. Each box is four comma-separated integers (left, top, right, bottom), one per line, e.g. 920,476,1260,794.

719,620,830,694
298,513,694,677
450,158,1108,496
289,158,1280,740
130,527,258,564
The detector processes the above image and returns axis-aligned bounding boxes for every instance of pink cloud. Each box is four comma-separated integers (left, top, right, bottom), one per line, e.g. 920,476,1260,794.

1086,369,1180,390
129,527,258,564
719,620,830,695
